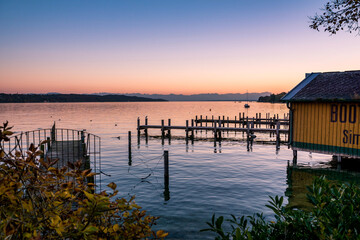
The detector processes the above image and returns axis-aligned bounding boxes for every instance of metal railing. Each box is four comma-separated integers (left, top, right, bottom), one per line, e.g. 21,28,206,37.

1,127,101,190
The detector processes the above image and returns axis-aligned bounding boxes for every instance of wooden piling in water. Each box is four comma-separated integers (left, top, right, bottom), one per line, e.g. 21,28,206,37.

137,117,140,136
191,119,194,142
161,120,165,145
145,117,148,143
293,150,297,165
137,113,290,149
164,150,170,201
218,121,222,141
185,120,189,144
276,121,280,150
168,119,171,137
128,131,132,166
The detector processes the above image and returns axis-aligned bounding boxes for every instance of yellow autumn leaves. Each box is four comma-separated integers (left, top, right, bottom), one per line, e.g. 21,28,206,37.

0,122,167,239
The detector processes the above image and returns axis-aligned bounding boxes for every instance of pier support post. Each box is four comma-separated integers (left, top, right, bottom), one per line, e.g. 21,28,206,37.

214,120,217,144
195,116,198,134
276,121,280,150
185,120,189,144
137,118,140,147
293,150,297,165
246,122,251,151
168,119,171,139
145,116,148,144
218,120,222,141
137,117,140,136
128,131,132,166
164,150,170,201
161,120,165,145
191,119,195,144
226,116,229,135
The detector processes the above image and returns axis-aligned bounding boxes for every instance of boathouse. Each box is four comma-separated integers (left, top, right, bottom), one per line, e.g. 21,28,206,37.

282,70,360,158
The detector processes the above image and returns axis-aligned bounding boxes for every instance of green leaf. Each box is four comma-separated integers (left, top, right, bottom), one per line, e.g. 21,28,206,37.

215,216,224,229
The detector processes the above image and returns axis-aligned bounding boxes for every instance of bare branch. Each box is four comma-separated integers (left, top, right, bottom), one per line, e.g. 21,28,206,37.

310,0,360,34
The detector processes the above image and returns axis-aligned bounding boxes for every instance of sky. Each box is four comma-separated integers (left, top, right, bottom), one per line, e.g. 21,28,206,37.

0,0,359,95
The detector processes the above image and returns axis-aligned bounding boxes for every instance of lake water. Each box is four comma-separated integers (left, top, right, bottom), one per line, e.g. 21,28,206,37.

0,101,335,239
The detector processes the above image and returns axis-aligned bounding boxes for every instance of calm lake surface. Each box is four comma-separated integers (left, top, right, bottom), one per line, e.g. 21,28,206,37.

0,101,334,239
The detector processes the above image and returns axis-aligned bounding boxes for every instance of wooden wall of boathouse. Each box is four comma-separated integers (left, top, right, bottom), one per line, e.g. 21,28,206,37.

292,102,360,157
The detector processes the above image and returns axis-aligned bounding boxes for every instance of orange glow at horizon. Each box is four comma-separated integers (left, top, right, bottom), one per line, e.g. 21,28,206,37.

1,1,360,95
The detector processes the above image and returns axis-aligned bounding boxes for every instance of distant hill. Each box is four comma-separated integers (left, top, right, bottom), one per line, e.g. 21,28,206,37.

0,94,166,103
257,92,287,103
121,92,271,101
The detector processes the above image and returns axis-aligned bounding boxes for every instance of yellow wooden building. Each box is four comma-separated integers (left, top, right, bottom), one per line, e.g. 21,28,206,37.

282,71,360,159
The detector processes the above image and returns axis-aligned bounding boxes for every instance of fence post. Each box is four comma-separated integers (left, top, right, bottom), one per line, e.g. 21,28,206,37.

47,137,51,150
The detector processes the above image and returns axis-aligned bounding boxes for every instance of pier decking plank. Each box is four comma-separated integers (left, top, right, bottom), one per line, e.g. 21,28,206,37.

46,140,86,168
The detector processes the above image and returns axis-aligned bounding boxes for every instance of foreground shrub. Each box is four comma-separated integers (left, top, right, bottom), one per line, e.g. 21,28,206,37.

202,176,360,240
0,122,167,239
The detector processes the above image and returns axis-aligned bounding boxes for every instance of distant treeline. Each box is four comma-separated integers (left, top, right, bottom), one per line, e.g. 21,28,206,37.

257,92,287,103
0,94,166,103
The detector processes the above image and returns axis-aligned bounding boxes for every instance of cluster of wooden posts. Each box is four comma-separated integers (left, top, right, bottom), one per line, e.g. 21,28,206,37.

128,113,293,201
136,112,290,150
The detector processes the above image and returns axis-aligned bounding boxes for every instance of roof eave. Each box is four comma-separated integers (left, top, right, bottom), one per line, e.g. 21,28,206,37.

281,73,320,102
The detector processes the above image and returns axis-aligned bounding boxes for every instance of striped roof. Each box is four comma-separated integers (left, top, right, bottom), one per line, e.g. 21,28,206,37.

281,70,360,102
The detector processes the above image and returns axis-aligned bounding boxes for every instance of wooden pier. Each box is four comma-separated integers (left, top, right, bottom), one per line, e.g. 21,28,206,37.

46,140,87,169
136,112,290,150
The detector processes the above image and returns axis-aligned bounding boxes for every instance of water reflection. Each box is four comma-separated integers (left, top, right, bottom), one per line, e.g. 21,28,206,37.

286,160,360,210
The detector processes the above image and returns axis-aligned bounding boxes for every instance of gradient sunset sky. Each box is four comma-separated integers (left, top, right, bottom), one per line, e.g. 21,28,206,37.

0,0,359,95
